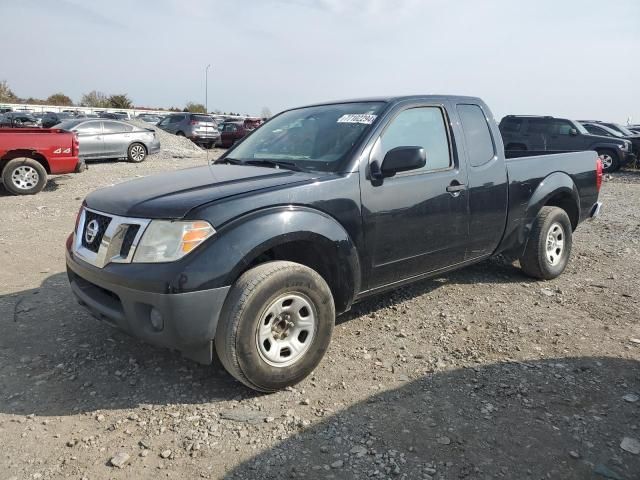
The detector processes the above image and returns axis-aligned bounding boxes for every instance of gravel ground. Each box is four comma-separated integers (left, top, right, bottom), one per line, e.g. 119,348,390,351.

0,154,639,480
127,120,206,158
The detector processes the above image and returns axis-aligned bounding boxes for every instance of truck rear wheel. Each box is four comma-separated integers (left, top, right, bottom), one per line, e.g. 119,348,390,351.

2,157,48,195
215,261,335,392
519,206,572,280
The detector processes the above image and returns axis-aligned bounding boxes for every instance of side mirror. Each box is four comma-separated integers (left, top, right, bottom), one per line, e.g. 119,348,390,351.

569,128,578,136
380,146,426,177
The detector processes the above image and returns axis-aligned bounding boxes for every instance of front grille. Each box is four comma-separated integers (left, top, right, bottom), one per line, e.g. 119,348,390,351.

120,225,140,257
81,211,112,253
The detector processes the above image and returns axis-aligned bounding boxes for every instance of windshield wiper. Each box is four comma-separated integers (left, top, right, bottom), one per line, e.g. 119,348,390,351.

244,159,303,172
216,157,244,165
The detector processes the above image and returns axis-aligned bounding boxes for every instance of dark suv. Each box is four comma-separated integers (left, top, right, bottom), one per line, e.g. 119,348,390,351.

42,111,75,128
157,113,220,148
500,115,634,172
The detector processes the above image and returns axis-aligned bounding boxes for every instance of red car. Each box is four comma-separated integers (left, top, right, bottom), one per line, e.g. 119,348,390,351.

0,128,83,195
218,118,263,148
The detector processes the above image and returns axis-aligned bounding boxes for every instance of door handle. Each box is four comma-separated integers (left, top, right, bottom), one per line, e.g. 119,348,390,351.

446,183,467,193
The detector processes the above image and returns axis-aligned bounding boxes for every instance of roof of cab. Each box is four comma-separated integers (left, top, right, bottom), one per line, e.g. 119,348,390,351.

299,95,484,109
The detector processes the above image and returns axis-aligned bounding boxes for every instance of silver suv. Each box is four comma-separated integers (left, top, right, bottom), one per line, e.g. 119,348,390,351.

157,113,220,148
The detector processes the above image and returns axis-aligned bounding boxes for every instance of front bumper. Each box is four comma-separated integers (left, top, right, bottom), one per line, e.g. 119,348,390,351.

66,251,229,364
623,152,637,166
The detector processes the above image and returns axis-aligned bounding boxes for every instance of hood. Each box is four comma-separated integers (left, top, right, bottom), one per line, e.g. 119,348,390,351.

85,164,319,218
585,133,627,144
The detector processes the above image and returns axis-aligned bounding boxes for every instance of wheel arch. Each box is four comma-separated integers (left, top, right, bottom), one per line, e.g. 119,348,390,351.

503,172,580,259
0,150,51,174
590,143,623,161
194,206,361,314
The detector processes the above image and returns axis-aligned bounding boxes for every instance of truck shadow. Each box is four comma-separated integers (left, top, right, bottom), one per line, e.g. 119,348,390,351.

0,175,68,196
0,259,538,417
225,356,640,480
339,256,531,325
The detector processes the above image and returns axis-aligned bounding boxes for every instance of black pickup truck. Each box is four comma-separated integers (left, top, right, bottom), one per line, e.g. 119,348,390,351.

66,96,603,392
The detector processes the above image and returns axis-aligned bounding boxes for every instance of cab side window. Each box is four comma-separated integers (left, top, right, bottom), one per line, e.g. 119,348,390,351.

379,107,450,172
457,104,496,167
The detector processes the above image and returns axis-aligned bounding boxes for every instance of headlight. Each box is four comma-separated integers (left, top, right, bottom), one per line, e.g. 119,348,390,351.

133,220,215,263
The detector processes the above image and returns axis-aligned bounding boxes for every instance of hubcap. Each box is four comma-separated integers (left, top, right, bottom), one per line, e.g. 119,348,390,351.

600,155,613,169
11,166,39,190
545,222,565,266
130,145,145,161
256,293,317,367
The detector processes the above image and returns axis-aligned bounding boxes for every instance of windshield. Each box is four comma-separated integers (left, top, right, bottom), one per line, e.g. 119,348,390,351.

596,124,624,137
572,121,589,135
225,102,385,172
193,115,214,122
607,123,634,136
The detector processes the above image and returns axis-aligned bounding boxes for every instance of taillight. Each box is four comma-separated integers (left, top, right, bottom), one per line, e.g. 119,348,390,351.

72,133,79,156
189,120,199,125
596,157,603,192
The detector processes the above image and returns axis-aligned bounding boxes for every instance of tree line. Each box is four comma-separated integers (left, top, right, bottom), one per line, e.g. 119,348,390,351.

0,80,266,116
0,81,133,109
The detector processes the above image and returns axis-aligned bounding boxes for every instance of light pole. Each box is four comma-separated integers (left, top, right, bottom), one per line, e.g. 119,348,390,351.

205,64,211,114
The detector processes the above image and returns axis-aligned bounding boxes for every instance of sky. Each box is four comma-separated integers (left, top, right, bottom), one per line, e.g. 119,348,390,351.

1,0,638,122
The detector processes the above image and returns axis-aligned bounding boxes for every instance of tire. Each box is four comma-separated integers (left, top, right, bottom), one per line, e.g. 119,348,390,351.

597,149,619,173
519,206,572,280
2,157,48,195
176,131,185,137
127,143,147,163
215,261,335,392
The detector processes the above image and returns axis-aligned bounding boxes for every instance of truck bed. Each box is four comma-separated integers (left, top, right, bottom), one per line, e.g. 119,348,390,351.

499,150,600,255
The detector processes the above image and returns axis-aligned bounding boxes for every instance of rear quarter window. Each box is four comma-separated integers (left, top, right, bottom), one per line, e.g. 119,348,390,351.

457,104,496,167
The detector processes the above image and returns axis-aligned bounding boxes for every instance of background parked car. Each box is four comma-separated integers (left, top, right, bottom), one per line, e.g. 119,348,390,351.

580,121,640,158
0,112,41,128
97,112,119,120
55,119,160,163
218,120,254,147
135,114,162,124
0,127,82,195
42,111,75,128
499,115,634,172
156,113,220,148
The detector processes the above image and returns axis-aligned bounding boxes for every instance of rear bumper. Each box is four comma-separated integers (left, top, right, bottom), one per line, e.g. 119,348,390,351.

189,133,221,143
148,140,161,154
589,201,603,219
66,251,230,364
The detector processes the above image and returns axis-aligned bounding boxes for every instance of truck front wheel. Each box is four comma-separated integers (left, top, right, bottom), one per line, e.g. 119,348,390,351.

215,261,335,392
596,149,619,173
2,157,48,195
519,206,573,280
